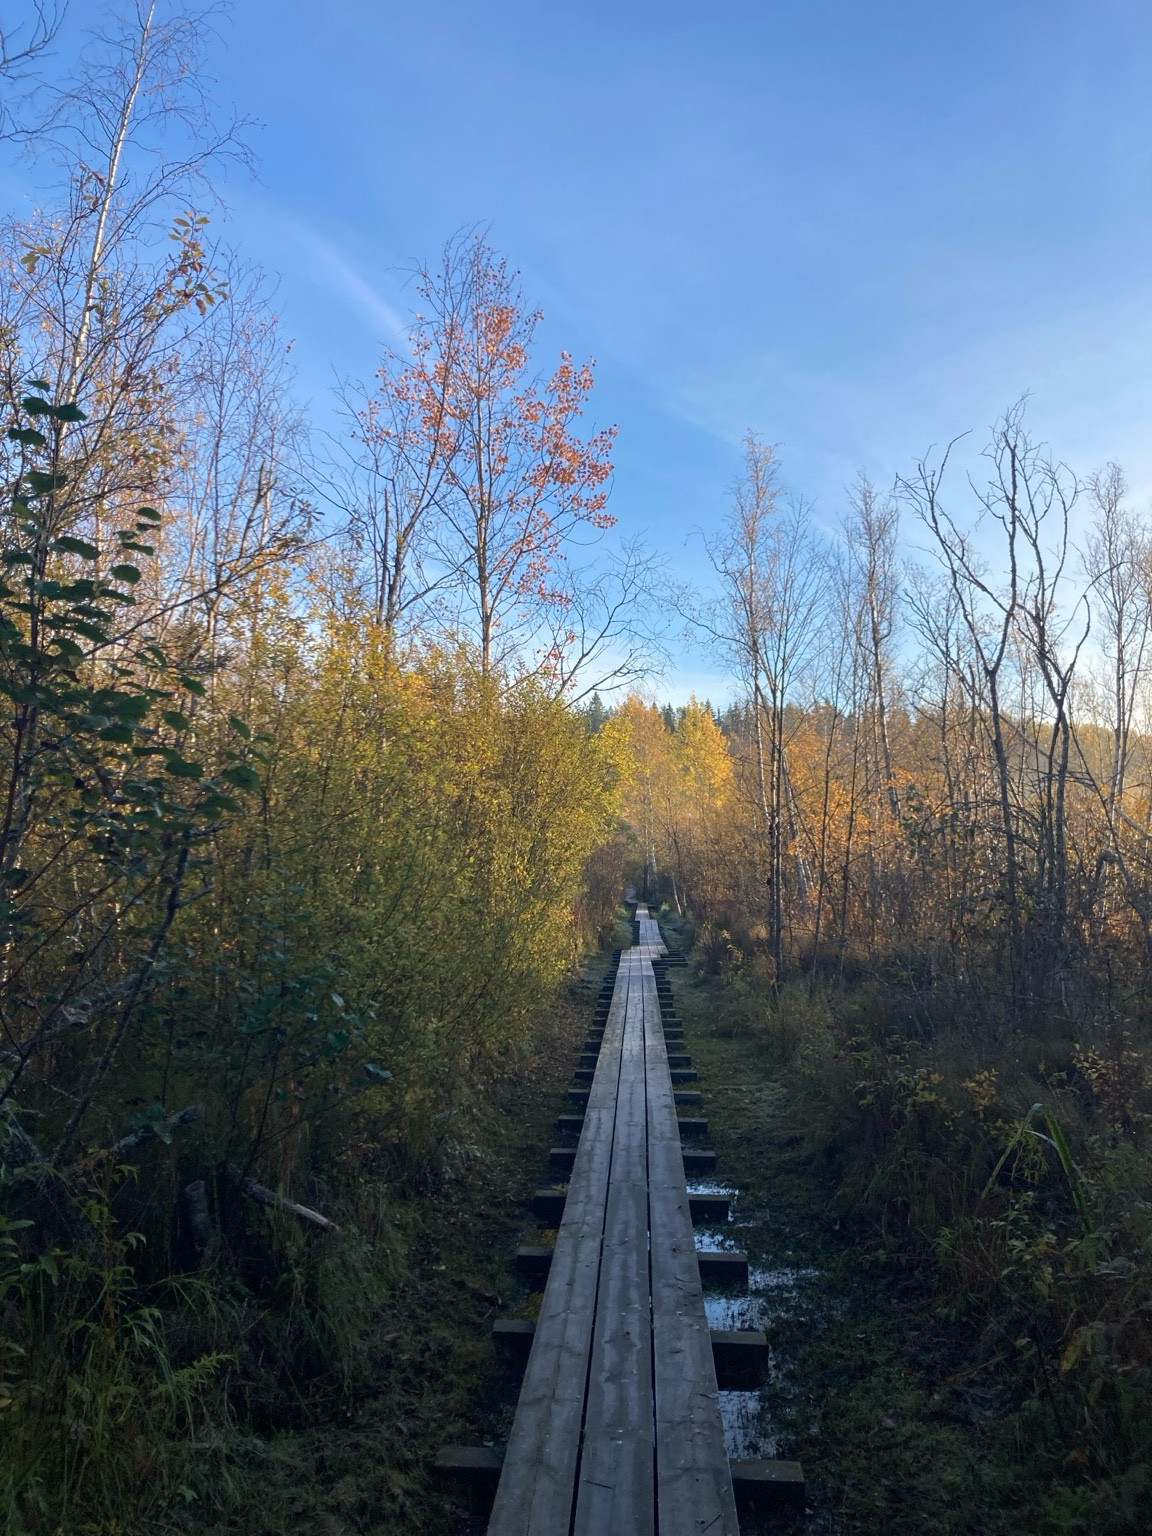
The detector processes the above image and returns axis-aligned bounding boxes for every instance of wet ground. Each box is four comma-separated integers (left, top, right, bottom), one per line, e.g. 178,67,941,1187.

671,947,1055,1536
690,1178,824,1464
444,933,1053,1536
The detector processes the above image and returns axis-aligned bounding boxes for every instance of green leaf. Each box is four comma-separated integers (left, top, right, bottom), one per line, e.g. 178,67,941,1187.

20,396,52,416
53,536,100,560
195,792,241,817
162,710,192,732
109,564,141,584
135,506,162,524
7,427,46,447
26,470,68,493
56,620,107,644
364,1063,392,1082
220,763,260,793
178,674,206,697
162,752,203,780
104,692,150,722
98,724,135,744
228,715,252,740
50,401,86,423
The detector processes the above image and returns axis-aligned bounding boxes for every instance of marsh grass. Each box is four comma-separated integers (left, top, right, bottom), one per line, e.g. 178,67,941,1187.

657,902,1152,1534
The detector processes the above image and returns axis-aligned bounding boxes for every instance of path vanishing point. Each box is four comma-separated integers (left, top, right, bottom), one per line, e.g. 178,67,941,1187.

438,903,805,1534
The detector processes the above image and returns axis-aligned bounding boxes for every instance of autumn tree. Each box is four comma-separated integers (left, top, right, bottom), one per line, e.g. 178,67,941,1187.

698,432,826,972
354,231,617,678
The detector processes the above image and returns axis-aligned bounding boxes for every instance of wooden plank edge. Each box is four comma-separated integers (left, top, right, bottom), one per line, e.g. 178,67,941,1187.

494,1318,768,1387
729,1458,806,1509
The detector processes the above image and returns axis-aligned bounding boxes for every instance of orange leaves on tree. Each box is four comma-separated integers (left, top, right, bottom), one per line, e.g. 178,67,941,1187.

366,232,617,673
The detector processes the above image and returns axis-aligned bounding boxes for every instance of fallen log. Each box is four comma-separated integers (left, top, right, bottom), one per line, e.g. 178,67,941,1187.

182,1179,216,1266
105,1103,204,1163
225,1164,340,1233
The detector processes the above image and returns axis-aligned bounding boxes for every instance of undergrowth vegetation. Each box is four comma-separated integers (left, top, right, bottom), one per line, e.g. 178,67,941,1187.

0,10,627,1530
675,944,1152,1532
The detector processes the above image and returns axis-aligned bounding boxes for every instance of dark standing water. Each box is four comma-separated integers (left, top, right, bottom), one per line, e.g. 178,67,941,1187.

690,1181,825,1462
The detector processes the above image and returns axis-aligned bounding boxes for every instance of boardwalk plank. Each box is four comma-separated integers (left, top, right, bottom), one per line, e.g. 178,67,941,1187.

486,962,630,1536
644,953,741,1536
489,906,736,1536
572,975,653,1532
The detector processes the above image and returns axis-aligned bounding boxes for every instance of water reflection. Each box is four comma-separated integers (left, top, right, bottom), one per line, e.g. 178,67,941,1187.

691,1185,823,1462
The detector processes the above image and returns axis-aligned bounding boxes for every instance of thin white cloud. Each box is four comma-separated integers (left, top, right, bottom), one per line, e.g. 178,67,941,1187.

282,220,411,345
652,279,1152,511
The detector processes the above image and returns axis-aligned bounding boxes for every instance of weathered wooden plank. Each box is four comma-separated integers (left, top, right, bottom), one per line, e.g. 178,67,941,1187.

487,956,632,1536
688,1192,730,1221
634,902,666,953
711,1329,770,1389
572,971,653,1533
729,1458,806,1509
644,956,740,1536
514,1246,553,1282
697,1250,749,1285
490,909,735,1536
531,1189,567,1224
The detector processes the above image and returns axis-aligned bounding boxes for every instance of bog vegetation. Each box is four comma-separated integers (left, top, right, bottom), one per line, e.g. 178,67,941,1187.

1,6,1150,1535
615,429,1152,1529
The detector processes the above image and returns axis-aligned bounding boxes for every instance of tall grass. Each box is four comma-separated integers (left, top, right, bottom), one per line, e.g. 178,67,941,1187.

690,929,1152,1530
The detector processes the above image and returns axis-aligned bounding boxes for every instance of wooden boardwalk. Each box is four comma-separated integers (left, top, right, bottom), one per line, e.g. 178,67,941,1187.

487,905,739,1536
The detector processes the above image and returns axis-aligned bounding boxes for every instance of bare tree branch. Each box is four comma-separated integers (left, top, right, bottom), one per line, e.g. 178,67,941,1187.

0,1,64,139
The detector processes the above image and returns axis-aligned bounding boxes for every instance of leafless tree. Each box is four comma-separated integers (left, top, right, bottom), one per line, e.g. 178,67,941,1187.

531,538,668,701
0,1,63,138
699,432,827,973
324,353,460,643
1081,465,1152,819
844,475,902,821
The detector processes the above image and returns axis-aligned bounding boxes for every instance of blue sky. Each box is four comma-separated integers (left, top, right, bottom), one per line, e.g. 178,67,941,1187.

14,1,1152,700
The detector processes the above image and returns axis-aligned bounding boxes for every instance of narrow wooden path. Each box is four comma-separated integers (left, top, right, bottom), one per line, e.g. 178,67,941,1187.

487,905,739,1536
